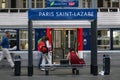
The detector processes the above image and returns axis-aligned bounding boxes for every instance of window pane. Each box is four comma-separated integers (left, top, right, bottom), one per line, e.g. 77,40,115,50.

83,0,91,8
23,0,27,8
2,0,6,2
97,29,110,50
2,3,6,8
55,31,61,48
112,2,119,7
113,30,120,49
0,32,4,50
0,29,17,50
36,2,43,8
10,32,17,48
19,30,35,50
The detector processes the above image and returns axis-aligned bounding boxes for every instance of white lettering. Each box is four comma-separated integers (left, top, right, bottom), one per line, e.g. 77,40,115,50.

39,12,54,16
88,12,94,16
38,11,94,18
56,11,94,17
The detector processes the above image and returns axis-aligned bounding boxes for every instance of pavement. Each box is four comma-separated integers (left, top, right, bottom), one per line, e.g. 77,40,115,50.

0,65,120,80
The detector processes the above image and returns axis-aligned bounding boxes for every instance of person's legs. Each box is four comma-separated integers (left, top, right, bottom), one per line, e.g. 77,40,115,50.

47,52,52,65
41,54,46,70
3,49,14,68
0,52,4,61
38,51,43,69
72,68,77,75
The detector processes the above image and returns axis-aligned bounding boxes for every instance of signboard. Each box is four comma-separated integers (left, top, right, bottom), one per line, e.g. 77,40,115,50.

46,0,78,7
28,9,97,20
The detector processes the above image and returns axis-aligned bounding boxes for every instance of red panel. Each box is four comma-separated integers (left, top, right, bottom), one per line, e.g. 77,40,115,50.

77,28,83,50
46,28,52,45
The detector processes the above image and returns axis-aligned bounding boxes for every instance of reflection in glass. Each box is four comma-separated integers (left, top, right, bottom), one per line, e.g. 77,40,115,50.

0,30,17,50
113,30,120,49
19,30,35,50
97,29,110,50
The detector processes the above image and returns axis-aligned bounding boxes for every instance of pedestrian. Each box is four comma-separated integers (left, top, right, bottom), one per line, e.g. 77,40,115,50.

38,36,52,71
44,36,52,65
0,31,14,68
37,38,44,69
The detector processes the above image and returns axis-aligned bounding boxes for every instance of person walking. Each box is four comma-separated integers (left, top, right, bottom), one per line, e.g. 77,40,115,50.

39,36,52,70
37,38,44,69
0,31,14,68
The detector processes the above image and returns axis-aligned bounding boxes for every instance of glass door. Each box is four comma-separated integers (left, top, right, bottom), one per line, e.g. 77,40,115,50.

52,28,77,63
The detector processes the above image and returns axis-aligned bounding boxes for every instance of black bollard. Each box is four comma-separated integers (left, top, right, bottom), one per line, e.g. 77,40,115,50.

14,55,21,76
103,55,110,75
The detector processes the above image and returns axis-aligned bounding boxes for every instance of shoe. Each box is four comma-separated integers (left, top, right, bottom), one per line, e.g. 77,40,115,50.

41,68,45,71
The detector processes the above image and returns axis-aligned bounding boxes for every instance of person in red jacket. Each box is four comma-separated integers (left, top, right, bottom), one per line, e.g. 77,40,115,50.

38,36,52,70
37,37,46,69
66,48,85,74
66,49,85,64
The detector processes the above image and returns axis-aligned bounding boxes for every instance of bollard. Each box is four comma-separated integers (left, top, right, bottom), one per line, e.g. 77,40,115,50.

14,55,21,76
103,55,110,75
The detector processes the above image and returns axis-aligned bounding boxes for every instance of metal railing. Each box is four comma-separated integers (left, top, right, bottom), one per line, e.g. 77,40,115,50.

98,8,120,12
0,8,120,13
0,8,28,13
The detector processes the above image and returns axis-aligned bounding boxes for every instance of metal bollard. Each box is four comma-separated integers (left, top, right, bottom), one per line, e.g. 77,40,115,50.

103,55,110,75
14,55,21,76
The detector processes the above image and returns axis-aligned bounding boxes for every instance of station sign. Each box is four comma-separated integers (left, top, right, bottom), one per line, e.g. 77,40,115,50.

46,0,78,7
28,9,97,20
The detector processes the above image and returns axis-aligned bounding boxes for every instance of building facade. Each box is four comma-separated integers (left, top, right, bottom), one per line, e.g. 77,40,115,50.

0,0,120,8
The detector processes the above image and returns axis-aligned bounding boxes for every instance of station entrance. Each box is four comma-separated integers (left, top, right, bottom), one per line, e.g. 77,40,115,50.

28,8,98,76
52,28,77,62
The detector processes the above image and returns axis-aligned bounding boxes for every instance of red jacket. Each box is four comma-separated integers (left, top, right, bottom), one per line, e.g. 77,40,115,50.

70,51,85,64
38,41,45,51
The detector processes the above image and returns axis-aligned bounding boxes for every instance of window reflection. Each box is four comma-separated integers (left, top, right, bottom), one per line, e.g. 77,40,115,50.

113,30,120,49
0,33,4,50
97,29,110,50
22,0,44,8
0,30,17,50
19,30,35,50
2,0,6,8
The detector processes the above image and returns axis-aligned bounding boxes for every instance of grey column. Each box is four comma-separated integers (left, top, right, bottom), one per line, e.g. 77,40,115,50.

28,20,33,76
90,0,98,76
90,20,98,76
91,0,97,8
28,0,33,76
79,0,83,8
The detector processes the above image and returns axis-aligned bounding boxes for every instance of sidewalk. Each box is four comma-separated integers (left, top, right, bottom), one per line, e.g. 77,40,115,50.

0,65,120,80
